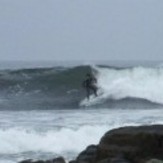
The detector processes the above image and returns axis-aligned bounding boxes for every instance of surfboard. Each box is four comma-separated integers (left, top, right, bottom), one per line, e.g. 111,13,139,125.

80,92,104,107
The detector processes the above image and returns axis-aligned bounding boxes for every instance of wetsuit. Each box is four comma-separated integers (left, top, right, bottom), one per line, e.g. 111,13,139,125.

83,76,97,99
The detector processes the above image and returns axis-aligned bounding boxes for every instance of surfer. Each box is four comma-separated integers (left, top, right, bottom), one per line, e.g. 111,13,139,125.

82,73,98,99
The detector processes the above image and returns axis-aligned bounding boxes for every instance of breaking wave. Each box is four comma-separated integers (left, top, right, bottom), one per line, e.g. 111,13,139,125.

0,65,163,109
0,125,108,155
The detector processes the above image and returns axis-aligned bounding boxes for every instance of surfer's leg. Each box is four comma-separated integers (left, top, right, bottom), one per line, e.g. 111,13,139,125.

86,88,90,100
94,89,97,97
91,86,97,97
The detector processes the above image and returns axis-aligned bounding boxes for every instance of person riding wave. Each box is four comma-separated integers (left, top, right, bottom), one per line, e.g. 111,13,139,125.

82,73,98,99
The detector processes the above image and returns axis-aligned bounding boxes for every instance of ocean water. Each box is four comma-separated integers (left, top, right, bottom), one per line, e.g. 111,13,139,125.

0,61,163,163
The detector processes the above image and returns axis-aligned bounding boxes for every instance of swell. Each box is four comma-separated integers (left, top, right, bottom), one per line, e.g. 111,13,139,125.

0,66,91,92
0,66,92,109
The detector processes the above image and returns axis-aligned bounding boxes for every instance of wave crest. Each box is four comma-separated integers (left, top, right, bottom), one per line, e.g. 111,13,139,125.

95,66,163,105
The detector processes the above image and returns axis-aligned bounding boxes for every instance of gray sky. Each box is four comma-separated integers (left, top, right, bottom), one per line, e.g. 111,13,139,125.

0,0,163,61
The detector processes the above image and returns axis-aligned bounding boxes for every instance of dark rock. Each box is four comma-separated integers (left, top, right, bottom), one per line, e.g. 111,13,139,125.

97,158,110,163
69,161,78,163
109,157,131,163
146,159,163,163
97,157,130,163
98,125,163,163
19,160,33,163
19,160,45,163
18,157,65,163
32,161,45,163
76,145,98,163
52,157,66,163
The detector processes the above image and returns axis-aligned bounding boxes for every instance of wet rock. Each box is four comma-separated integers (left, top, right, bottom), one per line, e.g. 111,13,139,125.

71,125,163,163
52,157,66,163
76,145,98,163
98,125,163,163
109,157,130,163
19,160,33,163
146,159,163,163
18,157,65,163
97,156,130,163
69,161,78,163
19,160,44,163
31,161,44,163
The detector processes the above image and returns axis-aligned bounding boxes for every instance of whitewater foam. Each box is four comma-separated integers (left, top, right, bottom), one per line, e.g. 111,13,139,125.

93,66,163,105
1,108,163,162
0,161,14,163
0,126,108,154
1,108,163,155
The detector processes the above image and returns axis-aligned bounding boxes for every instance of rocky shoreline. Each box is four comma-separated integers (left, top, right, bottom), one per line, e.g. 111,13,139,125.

19,125,163,163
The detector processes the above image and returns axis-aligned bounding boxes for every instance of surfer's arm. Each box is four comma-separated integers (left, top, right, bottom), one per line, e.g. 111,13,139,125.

92,76,97,83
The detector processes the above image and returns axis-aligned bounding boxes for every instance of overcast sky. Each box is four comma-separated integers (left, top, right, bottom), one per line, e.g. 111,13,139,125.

0,0,163,61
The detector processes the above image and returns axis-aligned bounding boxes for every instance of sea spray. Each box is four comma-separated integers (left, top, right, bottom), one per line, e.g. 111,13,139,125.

94,66,163,104
0,125,108,154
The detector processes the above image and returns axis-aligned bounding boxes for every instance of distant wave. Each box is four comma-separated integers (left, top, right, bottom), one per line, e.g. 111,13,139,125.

0,65,163,110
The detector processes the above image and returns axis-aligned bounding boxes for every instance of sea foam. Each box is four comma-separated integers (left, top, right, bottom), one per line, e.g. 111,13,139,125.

0,125,108,154
94,66,163,104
